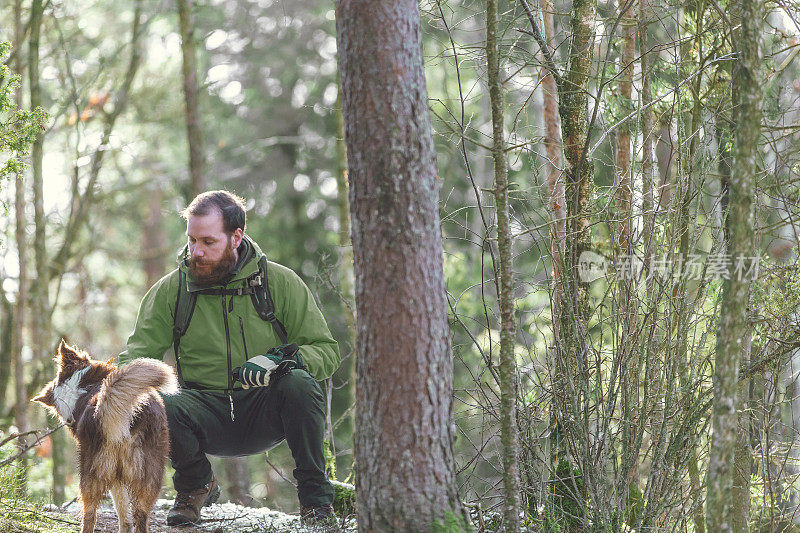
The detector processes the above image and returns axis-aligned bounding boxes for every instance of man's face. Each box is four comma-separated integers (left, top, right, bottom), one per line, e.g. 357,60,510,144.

186,211,243,287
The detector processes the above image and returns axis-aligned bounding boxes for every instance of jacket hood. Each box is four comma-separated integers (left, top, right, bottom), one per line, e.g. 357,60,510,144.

177,234,265,291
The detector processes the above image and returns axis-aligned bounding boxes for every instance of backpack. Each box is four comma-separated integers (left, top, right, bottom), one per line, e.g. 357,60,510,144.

171,254,288,387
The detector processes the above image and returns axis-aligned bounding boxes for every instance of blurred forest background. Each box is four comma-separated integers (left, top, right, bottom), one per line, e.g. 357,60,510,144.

1,0,799,530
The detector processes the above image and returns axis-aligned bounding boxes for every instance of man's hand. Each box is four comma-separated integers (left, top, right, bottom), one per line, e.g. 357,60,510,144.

232,343,304,388
234,355,279,389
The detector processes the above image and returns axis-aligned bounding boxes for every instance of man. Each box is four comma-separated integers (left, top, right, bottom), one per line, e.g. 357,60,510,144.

119,190,340,526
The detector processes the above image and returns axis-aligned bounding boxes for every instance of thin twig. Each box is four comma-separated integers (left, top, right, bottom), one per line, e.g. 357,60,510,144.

264,454,297,488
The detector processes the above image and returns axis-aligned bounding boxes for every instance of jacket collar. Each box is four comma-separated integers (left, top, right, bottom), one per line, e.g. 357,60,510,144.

177,234,264,292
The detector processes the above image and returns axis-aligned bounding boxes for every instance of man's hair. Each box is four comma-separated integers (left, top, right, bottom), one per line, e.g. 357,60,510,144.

181,190,247,234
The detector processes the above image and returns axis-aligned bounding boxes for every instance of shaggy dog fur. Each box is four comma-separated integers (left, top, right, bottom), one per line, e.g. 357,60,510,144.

32,341,178,533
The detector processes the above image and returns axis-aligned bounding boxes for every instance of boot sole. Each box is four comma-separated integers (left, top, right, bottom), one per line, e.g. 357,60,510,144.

166,485,221,526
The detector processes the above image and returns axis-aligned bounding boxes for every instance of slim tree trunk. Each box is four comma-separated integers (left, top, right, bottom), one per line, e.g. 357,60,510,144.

0,289,12,413
640,0,655,281
27,0,65,504
336,0,465,529
705,0,761,527
13,0,29,488
553,0,596,471
177,0,206,197
486,0,521,529
334,77,356,458
223,457,253,506
615,5,634,255
539,0,565,266
142,185,166,289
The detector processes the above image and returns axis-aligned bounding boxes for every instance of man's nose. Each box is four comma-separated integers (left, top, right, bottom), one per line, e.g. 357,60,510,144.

192,247,204,258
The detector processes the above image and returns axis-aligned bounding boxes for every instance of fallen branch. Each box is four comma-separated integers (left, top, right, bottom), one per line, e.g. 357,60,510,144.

0,423,65,467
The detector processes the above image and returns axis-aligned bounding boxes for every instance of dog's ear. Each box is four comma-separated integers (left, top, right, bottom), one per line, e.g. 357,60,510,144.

31,381,55,407
57,340,85,369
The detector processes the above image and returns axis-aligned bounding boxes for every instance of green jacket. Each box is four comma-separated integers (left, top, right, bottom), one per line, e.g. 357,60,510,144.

119,236,340,388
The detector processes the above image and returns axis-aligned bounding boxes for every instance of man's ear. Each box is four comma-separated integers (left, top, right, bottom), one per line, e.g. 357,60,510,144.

232,228,244,249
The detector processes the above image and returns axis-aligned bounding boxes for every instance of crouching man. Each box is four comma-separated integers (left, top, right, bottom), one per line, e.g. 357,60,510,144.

119,190,341,526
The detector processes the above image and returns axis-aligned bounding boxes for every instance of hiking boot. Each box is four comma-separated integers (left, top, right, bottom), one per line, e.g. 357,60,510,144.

166,476,220,526
301,504,336,526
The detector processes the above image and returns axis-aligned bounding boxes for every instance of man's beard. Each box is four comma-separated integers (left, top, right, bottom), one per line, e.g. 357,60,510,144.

188,239,237,288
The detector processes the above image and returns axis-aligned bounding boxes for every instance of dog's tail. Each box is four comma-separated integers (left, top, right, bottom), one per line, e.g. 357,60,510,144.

94,358,179,442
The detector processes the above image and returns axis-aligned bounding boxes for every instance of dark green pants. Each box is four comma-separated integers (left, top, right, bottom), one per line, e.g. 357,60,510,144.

161,369,334,507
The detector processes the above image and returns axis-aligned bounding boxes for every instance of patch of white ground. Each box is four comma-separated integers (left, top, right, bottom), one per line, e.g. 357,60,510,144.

45,498,356,532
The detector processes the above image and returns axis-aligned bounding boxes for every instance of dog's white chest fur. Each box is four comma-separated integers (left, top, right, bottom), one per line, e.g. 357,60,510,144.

53,367,89,421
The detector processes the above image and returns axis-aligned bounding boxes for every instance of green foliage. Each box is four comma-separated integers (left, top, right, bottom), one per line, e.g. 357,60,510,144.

330,479,356,519
542,459,585,533
324,439,336,480
0,41,46,188
431,509,474,533
624,482,642,529
0,442,74,533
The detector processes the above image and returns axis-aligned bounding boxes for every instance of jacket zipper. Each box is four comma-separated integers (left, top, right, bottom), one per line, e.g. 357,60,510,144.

222,294,234,421
239,317,249,360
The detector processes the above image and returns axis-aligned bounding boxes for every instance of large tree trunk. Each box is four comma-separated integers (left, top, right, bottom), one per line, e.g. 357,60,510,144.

705,0,761,527
486,0,520,529
177,0,206,198
335,1,465,529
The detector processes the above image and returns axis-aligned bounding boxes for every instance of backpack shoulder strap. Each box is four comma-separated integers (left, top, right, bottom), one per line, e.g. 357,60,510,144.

172,268,197,386
249,255,289,344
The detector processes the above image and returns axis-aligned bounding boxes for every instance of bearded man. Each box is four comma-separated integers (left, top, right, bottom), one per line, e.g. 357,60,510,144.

119,190,340,526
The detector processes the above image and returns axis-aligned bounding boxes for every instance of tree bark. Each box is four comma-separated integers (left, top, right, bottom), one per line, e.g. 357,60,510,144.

539,0,565,269
335,0,465,529
553,0,596,470
177,0,206,198
705,0,761,527
615,5,635,255
486,0,521,529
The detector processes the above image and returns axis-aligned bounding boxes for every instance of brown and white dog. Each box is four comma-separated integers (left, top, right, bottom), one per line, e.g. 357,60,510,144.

32,341,178,533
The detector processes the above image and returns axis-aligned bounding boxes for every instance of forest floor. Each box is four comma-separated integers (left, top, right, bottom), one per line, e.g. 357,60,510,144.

37,498,356,532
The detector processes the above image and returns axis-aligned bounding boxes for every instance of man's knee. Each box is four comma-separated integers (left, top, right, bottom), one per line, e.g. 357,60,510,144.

160,390,197,425
274,370,323,408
